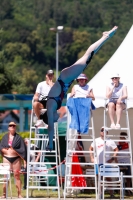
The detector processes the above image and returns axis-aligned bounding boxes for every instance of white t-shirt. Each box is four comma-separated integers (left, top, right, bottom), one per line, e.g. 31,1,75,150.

36,81,51,101
73,84,92,98
91,137,117,165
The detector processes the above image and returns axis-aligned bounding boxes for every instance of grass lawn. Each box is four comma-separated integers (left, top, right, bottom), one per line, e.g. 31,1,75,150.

0,174,133,198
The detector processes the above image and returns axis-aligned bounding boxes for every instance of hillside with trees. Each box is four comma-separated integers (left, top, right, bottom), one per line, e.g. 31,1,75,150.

0,0,133,94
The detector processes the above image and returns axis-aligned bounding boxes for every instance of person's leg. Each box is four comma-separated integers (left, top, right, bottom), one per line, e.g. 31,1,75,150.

46,99,58,150
12,158,23,198
108,102,116,127
2,158,12,198
125,166,131,195
33,102,44,119
60,26,118,83
116,103,126,125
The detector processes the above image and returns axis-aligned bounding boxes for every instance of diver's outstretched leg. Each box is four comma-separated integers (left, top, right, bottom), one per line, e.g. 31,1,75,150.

60,26,118,83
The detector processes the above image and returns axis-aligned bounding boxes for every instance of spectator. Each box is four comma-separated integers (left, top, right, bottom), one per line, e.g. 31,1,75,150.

70,73,95,100
0,122,27,198
23,138,41,190
106,73,127,129
89,126,118,198
33,69,54,127
117,132,132,196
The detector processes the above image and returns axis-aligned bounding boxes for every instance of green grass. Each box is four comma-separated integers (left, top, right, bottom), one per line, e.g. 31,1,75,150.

1,174,133,198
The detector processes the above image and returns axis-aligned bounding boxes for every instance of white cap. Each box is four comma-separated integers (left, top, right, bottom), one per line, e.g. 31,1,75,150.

101,126,108,132
110,73,120,79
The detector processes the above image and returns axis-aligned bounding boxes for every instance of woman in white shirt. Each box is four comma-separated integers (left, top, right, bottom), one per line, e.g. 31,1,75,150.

70,73,95,100
106,73,128,129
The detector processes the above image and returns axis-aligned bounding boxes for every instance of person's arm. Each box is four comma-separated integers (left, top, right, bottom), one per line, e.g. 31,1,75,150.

86,89,95,100
107,147,118,163
35,147,41,162
69,86,75,97
117,86,128,103
23,160,27,168
33,92,40,102
106,85,115,99
89,145,95,163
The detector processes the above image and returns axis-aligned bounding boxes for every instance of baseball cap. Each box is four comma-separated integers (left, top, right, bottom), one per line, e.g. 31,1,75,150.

101,126,108,132
8,121,16,126
76,73,88,81
110,73,120,79
47,69,54,75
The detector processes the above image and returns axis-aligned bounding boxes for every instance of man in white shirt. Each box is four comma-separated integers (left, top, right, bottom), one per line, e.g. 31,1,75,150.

33,70,54,127
89,126,118,198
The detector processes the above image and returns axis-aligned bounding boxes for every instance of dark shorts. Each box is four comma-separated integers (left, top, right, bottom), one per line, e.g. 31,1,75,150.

39,100,47,108
124,166,131,176
106,99,125,108
109,98,118,104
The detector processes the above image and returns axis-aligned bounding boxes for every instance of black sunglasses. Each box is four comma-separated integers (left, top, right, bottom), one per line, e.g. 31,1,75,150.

9,125,16,127
111,77,118,80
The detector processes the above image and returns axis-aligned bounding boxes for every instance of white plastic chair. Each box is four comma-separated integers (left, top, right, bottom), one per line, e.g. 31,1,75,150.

98,165,124,200
0,163,12,199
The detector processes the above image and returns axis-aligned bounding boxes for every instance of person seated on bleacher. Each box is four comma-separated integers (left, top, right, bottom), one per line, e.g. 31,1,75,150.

33,69,54,127
106,73,128,129
117,132,132,196
89,126,118,198
70,73,95,100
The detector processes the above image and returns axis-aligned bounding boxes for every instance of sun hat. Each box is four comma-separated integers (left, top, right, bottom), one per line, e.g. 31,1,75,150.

8,121,16,126
110,73,120,79
76,73,88,81
47,69,54,75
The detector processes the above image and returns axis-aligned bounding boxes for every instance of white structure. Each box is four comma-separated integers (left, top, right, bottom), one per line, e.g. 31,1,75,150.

88,25,133,108
85,25,133,153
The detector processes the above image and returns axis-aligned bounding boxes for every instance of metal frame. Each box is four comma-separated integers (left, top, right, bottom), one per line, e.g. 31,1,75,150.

26,107,61,199
103,98,133,196
64,94,98,199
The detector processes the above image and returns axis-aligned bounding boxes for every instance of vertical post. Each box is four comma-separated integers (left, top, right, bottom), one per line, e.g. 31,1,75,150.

24,108,28,130
19,102,24,132
56,31,59,80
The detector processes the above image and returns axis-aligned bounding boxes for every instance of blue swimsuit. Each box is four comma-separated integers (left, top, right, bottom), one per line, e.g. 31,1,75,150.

48,76,73,110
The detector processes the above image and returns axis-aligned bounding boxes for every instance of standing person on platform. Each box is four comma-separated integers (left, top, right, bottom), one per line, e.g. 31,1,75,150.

106,73,127,129
33,69,54,127
0,122,27,198
89,126,118,198
40,26,118,151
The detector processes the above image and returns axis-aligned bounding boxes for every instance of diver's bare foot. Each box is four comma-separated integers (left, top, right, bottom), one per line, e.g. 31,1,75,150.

103,26,118,38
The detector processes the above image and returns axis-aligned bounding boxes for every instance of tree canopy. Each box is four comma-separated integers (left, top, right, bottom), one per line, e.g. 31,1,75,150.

0,0,133,93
